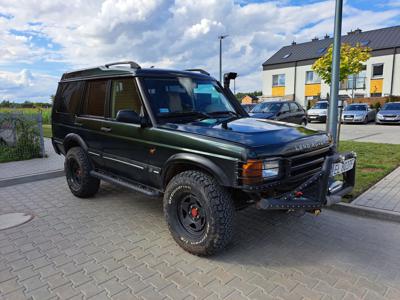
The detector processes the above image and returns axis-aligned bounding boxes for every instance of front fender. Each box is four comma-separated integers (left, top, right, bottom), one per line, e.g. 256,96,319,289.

162,153,231,186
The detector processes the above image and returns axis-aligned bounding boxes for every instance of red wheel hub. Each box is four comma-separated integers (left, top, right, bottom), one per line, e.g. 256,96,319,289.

190,207,199,218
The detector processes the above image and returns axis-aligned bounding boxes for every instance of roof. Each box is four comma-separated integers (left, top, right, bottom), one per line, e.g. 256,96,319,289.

242,95,259,100
61,64,213,82
263,25,400,67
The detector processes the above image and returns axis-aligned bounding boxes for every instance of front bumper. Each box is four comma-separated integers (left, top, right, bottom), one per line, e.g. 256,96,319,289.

308,115,326,122
256,151,356,210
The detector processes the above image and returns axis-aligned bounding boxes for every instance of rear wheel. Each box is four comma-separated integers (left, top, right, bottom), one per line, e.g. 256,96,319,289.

163,170,235,256
65,147,100,198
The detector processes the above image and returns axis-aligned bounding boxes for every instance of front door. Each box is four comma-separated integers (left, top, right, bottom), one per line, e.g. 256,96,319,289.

101,78,151,184
278,103,291,122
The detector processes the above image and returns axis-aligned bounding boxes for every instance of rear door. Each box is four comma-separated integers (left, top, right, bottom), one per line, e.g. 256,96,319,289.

278,103,291,122
75,79,108,168
100,77,151,184
289,102,303,124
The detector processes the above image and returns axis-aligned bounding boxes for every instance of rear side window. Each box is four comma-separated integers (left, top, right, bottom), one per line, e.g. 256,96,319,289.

82,80,107,117
290,102,302,112
55,82,84,114
110,79,142,119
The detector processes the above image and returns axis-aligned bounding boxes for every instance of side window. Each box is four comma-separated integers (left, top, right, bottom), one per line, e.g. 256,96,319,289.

281,103,290,113
55,82,84,114
372,64,383,77
289,102,299,112
82,80,107,117
110,79,142,119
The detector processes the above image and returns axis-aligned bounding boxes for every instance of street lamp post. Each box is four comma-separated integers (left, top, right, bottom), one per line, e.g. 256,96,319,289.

326,0,343,147
218,35,228,83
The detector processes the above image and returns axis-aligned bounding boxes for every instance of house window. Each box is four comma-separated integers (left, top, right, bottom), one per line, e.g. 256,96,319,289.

272,74,285,87
372,64,383,77
305,71,321,84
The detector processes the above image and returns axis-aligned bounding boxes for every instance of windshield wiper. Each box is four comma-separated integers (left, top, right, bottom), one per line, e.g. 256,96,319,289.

208,111,240,118
157,111,212,120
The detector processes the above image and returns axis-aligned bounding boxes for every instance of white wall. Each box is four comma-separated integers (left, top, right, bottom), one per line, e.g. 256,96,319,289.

262,52,400,104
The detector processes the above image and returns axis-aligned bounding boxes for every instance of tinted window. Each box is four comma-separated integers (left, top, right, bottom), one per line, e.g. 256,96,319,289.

372,64,383,77
383,103,400,110
290,102,300,112
312,102,328,109
110,79,142,119
82,80,107,117
281,103,290,113
345,105,368,111
55,82,84,114
251,102,281,113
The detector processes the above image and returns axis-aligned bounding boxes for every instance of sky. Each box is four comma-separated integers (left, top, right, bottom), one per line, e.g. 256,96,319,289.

0,0,399,102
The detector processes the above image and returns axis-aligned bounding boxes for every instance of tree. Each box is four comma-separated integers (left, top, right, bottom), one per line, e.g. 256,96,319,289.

312,43,371,85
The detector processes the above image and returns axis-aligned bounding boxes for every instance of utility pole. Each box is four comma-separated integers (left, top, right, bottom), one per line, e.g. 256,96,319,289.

218,35,228,83
326,0,343,147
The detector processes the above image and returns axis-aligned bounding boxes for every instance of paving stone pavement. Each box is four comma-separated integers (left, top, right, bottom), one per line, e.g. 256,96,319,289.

0,138,63,181
352,167,400,214
1,178,400,300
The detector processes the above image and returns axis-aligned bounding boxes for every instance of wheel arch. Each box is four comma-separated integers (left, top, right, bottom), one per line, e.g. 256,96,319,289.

162,153,231,188
63,133,88,153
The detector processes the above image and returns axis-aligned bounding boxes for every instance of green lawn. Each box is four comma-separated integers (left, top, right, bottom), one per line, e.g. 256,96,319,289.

339,141,400,200
42,124,52,138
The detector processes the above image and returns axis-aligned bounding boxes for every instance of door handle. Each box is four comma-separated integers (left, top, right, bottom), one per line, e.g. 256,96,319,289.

100,126,112,132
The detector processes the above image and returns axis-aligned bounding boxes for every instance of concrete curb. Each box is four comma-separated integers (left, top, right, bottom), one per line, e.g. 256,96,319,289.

329,202,400,223
0,170,64,188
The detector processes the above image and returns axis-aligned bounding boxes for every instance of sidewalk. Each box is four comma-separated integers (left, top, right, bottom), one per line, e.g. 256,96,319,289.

0,138,64,187
332,166,400,222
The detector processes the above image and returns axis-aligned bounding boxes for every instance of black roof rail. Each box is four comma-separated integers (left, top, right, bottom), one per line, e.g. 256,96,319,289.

105,61,141,69
185,69,210,76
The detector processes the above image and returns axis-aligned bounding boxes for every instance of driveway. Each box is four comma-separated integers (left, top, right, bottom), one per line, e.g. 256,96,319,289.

308,123,400,144
1,178,400,299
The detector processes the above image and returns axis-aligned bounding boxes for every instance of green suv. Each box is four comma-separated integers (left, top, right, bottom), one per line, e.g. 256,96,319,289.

52,61,356,255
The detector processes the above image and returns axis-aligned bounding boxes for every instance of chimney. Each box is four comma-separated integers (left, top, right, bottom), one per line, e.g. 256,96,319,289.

291,41,296,45
311,37,319,41
324,34,330,39
354,28,362,34
347,30,354,35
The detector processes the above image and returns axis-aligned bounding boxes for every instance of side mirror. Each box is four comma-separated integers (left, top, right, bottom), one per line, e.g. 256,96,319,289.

116,110,145,125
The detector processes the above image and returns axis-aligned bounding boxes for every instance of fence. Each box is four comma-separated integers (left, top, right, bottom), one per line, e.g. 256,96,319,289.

0,112,45,163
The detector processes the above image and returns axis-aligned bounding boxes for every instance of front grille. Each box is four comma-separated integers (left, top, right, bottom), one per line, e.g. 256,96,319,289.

288,147,330,178
344,115,354,119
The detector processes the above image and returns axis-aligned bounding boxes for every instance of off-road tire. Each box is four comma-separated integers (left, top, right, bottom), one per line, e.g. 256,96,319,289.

163,170,235,256
65,147,100,198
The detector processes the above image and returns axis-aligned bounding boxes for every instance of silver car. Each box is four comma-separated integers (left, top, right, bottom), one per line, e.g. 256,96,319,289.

376,102,400,124
341,103,376,124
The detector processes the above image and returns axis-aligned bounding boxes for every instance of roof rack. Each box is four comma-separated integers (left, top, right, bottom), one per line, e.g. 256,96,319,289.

105,61,141,69
185,69,210,76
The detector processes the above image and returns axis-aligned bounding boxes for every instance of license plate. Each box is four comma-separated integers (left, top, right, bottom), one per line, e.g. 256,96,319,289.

331,158,355,176
384,117,396,121
310,116,317,119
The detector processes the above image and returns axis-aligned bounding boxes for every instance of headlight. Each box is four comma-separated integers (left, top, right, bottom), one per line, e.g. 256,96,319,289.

377,113,383,119
354,115,364,120
241,159,280,184
319,111,327,116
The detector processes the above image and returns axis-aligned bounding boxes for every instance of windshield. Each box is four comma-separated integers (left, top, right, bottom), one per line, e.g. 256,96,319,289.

382,103,400,111
345,105,367,111
251,102,281,113
311,102,328,109
143,77,237,124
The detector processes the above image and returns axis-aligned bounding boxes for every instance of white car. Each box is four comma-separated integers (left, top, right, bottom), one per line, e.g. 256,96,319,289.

307,101,328,122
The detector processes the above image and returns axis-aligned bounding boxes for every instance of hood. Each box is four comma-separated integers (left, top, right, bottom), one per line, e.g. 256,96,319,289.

379,110,400,115
161,117,331,157
308,108,327,115
343,110,367,116
248,112,276,119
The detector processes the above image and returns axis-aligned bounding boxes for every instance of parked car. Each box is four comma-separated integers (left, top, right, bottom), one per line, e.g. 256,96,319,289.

307,101,328,122
376,102,400,124
249,101,307,125
241,103,256,113
342,103,376,124
52,61,356,256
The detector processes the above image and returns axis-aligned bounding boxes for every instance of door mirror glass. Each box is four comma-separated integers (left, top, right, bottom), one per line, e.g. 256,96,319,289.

116,110,141,124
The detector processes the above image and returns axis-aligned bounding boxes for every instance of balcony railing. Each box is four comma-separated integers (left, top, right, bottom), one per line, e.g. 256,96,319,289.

340,77,366,90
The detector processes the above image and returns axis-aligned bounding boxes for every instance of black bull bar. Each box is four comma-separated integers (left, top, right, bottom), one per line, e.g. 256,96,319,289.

256,151,356,210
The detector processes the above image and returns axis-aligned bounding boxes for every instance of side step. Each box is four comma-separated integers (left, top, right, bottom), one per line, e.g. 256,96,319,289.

90,170,161,197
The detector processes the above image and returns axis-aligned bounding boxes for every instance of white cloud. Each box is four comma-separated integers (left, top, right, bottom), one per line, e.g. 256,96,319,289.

0,0,399,102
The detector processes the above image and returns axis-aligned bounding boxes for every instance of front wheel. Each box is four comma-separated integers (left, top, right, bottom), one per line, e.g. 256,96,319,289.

163,170,235,256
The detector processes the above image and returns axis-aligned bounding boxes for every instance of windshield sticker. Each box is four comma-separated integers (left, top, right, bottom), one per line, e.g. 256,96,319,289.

159,108,170,113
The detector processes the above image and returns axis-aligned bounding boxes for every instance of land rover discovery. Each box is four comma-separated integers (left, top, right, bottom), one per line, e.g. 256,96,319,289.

52,61,356,256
